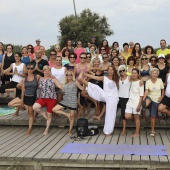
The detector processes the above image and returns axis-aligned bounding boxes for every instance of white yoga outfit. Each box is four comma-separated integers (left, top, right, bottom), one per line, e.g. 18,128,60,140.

87,76,119,135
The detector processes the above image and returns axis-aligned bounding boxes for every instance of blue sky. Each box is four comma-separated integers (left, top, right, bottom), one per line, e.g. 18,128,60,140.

0,0,170,49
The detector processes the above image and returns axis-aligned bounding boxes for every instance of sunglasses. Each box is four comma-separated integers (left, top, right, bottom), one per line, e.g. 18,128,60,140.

101,49,105,50
50,54,56,56
151,59,156,62
56,60,61,62
80,57,86,59
119,69,125,73
28,47,32,49
66,74,72,76
159,57,165,60
141,58,148,60
86,56,91,58
69,56,75,59
27,67,34,70
102,56,108,59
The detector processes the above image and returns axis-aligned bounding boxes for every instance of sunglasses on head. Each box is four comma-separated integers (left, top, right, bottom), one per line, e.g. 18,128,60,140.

69,56,75,59
141,58,148,60
27,67,34,70
66,74,72,76
119,69,125,73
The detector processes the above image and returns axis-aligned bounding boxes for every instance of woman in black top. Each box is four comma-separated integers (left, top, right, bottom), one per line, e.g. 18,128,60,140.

1,44,15,85
155,54,170,85
64,53,77,71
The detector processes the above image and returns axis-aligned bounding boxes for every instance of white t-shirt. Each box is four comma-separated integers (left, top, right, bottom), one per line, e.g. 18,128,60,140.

11,63,24,83
119,76,131,98
165,74,170,98
51,67,65,84
145,78,164,103
126,80,144,108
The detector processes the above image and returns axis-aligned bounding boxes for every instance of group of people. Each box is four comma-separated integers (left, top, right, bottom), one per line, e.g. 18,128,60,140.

0,38,170,137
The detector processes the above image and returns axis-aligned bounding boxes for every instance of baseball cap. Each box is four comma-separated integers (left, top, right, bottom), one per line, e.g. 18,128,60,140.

36,39,41,42
158,54,165,59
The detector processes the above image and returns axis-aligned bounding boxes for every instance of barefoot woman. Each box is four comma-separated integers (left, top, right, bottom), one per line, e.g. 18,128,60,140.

33,66,57,135
79,66,119,136
52,70,83,136
21,63,40,135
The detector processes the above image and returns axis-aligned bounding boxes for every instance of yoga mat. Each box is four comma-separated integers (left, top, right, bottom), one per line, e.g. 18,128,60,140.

60,143,168,156
0,106,16,116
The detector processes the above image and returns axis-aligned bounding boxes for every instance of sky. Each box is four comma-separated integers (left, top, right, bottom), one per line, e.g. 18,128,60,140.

0,0,170,49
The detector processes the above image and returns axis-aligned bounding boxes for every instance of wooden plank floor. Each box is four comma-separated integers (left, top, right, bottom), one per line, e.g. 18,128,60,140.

0,126,169,170
0,107,170,129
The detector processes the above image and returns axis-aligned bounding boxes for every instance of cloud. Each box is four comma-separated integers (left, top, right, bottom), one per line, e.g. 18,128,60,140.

0,0,170,49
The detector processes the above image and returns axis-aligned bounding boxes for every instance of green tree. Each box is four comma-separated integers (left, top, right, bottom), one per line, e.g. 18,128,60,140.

58,9,113,48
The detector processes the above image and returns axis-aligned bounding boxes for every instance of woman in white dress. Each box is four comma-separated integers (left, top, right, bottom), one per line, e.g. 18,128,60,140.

78,66,119,137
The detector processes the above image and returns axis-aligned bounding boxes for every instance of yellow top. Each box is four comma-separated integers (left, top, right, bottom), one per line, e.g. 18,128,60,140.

121,52,131,62
156,48,170,56
126,66,135,76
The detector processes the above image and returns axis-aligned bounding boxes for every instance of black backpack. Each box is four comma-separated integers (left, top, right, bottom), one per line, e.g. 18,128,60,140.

77,118,99,137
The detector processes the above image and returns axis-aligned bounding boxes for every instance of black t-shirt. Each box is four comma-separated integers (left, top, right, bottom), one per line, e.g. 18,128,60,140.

155,64,170,83
31,59,49,77
64,63,74,71
3,53,15,69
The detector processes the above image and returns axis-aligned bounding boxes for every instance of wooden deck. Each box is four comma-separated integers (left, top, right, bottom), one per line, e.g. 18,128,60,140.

0,102,170,169
0,126,169,170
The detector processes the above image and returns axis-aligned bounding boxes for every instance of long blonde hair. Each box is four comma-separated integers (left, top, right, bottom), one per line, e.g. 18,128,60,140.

64,70,75,84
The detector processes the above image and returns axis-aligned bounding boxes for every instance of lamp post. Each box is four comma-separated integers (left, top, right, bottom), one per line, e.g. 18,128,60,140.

73,0,77,20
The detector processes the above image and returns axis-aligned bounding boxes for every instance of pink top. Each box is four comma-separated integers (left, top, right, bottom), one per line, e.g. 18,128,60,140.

76,63,88,80
34,46,40,52
28,53,34,60
56,52,62,57
48,60,57,68
74,48,85,63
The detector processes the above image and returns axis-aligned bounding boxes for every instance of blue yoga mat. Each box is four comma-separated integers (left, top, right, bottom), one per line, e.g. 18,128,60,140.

60,143,168,156
0,106,16,116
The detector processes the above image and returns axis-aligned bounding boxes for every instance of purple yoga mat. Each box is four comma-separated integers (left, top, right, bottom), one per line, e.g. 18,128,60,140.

60,143,168,156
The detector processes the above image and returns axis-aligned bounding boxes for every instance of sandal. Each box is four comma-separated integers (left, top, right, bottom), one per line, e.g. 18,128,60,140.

150,131,155,137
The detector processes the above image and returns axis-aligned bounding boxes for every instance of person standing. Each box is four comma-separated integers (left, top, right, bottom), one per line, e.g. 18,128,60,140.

78,66,119,137
1,44,15,86
156,39,170,57
121,43,131,62
74,41,86,63
34,39,41,52
118,65,131,135
52,70,83,136
125,68,144,137
33,66,57,136
143,68,164,137
31,50,49,77
21,63,40,135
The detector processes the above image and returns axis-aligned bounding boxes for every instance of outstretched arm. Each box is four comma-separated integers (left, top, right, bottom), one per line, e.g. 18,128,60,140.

76,80,84,91
84,72,104,81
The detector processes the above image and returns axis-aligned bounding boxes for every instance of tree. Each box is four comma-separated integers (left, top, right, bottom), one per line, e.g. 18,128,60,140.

58,9,114,48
